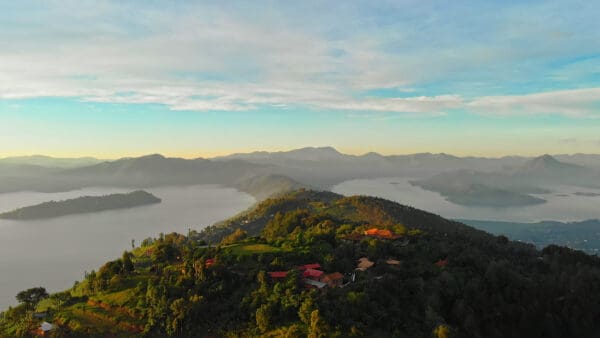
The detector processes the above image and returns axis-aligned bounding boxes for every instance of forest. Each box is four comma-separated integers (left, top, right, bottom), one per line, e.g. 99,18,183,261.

2,190,600,337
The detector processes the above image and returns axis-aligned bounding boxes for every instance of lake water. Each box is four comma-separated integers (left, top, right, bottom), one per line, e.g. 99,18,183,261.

333,178,600,223
0,185,254,310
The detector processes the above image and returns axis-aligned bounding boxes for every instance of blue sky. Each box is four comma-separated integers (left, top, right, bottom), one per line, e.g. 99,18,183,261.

1,1,599,158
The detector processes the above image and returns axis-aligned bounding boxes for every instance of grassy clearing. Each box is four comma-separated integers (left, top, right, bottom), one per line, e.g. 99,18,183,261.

225,243,282,255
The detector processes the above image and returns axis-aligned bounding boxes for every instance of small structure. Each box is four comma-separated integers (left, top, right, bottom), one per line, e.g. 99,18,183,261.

303,278,327,289
356,257,374,271
205,258,215,268
36,322,54,336
303,268,324,280
297,263,321,270
268,271,289,279
322,272,344,287
386,259,401,266
435,259,448,268
364,228,401,239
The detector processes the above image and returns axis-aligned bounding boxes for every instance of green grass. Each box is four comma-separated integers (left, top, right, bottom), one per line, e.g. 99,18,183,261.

225,243,282,255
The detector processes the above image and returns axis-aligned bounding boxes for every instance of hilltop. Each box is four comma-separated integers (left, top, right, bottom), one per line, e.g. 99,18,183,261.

3,190,600,337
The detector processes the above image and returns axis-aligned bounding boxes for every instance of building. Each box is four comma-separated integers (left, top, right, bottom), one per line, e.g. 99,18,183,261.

35,322,54,336
303,278,327,289
435,259,448,268
297,263,321,270
268,271,288,279
356,257,374,271
364,228,400,239
322,272,344,287
303,268,324,280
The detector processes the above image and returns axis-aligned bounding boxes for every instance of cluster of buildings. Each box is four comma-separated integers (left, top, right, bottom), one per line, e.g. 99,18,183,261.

268,263,344,289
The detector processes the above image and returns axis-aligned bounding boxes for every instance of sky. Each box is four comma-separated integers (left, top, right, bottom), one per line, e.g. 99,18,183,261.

1,1,600,158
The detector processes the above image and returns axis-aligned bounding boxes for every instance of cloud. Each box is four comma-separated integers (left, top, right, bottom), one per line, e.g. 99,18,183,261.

1,2,600,116
466,88,600,117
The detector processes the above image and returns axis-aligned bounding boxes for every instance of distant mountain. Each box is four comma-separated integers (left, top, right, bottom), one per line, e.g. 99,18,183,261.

412,154,600,207
0,190,161,220
216,146,347,162
555,153,600,169
4,190,600,337
0,155,103,168
512,154,584,175
233,174,306,201
2,149,600,204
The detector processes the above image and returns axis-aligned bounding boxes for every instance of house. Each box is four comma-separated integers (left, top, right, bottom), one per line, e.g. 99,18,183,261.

205,258,215,268
268,271,288,279
297,263,321,270
363,228,401,239
356,257,374,271
303,278,327,289
35,322,54,336
303,268,324,280
435,259,448,268
386,259,401,265
322,272,344,287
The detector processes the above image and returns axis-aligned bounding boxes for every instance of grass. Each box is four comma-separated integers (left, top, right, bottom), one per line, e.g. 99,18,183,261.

225,243,282,255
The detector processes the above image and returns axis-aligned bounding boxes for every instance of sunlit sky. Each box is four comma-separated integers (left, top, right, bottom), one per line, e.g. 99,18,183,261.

1,1,600,159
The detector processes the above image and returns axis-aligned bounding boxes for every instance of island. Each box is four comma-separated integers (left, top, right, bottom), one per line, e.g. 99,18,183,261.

574,192,600,197
0,190,161,220
410,180,546,207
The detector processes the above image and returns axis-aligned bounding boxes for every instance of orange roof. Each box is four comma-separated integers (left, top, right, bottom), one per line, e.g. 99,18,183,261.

364,228,380,235
323,272,344,282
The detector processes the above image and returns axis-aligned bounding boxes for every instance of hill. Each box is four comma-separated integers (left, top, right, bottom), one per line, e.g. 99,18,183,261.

0,155,103,169
0,191,161,220
3,190,600,337
411,155,600,207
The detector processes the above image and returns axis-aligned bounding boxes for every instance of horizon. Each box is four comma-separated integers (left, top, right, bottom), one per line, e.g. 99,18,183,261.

2,146,600,162
2,1,600,157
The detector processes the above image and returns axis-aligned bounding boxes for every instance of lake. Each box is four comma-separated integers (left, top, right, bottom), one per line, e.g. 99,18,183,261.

0,185,254,310
332,177,600,223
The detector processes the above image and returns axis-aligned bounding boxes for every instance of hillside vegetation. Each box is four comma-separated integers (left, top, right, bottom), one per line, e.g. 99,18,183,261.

2,190,600,337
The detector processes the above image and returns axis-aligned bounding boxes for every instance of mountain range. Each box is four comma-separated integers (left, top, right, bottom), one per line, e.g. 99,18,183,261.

1,148,599,206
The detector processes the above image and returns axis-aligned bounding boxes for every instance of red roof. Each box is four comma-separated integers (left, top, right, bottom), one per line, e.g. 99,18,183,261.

435,259,448,267
268,271,289,278
303,268,324,279
298,263,321,270
205,258,215,267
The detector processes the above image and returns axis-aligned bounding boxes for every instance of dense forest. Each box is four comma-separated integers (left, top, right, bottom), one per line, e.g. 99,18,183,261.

0,190,161,220
2,190,600,337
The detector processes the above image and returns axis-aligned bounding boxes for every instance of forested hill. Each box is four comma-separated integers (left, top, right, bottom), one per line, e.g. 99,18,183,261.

0,190,161,220
3,190,600,337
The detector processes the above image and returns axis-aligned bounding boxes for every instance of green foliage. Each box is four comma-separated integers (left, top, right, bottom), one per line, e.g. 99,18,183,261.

16,287,49,309
5,190,600,337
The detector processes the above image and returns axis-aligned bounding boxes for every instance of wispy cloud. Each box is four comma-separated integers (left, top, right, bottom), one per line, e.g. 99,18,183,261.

1,1,600,116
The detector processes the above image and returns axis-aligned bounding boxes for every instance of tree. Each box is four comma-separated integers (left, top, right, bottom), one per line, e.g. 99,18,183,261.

308,309,328,338
122,251,134,272
256,303,272,333
16,287,49,309
50,291,72,311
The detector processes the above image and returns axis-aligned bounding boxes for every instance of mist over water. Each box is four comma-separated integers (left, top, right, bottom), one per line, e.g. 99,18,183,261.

333,178,600,223
0,185,254,310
